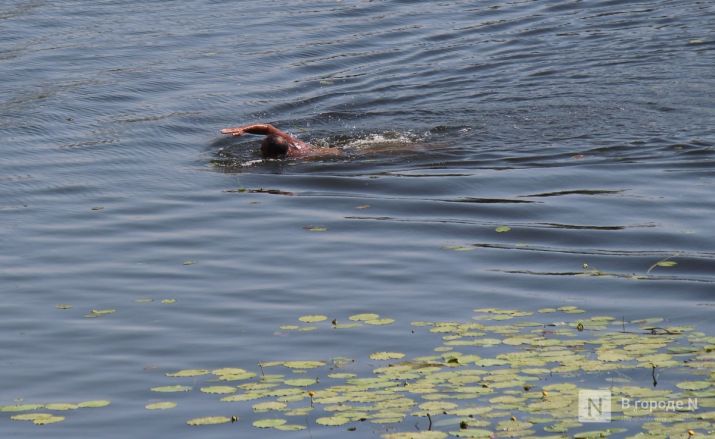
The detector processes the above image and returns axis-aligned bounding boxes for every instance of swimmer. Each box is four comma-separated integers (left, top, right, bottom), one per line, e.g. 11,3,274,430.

220,123,339,158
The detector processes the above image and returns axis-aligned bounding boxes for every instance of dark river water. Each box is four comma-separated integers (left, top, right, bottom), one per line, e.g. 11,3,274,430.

1,0,714,437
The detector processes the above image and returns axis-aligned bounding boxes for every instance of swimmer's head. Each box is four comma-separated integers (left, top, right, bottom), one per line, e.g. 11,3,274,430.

261,135,291,158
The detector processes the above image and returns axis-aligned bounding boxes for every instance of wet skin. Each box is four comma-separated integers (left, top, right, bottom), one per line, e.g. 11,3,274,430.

221,123,340,159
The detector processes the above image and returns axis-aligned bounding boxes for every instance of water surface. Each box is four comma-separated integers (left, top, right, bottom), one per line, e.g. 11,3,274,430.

1,0,714,437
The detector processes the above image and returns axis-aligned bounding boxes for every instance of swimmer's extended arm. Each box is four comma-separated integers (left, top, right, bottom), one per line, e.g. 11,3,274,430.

221,123,310,151
221,123,277,136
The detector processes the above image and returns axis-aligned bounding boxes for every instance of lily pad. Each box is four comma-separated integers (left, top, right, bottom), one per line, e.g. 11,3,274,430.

298,315,328,323
275,424,307,431
200,386,236,394
253,418,287,428
282,361,325,369
78,400,111,408
316,415,351,426
186,416,232,426
349,313,381,321
167,369,209,377
151,385,192,393
145,402,177,410
370,352,406,361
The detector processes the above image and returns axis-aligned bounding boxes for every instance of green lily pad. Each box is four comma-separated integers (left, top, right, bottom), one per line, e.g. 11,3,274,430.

382,432,448,439
253,401,287,412
284,378,317,387
676,381,711,391
76,400,110,408
275,423,307,430
370,352,406,360
32,415,65,425
282,361,325,369
364,318,396,325
316,416,351,426
186,416,232,426
0,404,44,412
10,413,54,421
44,403,78,411
298,315,328,323
145,402,177,410
167,369,210,377
349,313,380,321
151,385,192,393
200,386,236,394
253,418,287,428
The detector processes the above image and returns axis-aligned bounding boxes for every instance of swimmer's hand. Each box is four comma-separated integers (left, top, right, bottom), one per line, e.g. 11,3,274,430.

220,127,246,136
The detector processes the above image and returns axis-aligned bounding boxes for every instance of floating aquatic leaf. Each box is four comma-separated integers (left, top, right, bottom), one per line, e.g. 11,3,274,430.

328,373,356,379
200,386,236,394
182,260,194,265
656,261,677,267
284,378,317,387
221,393,264,402
370,352,405,361
217,372,257,381
161,299,176,304
364,318,396,325
44,403,78,411
186,416,232,426
85,309,116,318
298,315,328,323
449,430,493,438
0,404,44,412
253,418,287,428
676,381,711,391
145,402,176,410
135,298,153,303
151,385,192,393
334,322,362,329
167,369,209,378
253,401,287,412
280,325,301,330
55,304,72,309
32,415,65,425
10,413,54,421
557,306,585,314
382,432,448,439
77,400,110,408
418,401,459,412
282,361,325,369
316,416,351,426
495,226,511,233
213,367,254,377
349,313,380,321
275,423,307,431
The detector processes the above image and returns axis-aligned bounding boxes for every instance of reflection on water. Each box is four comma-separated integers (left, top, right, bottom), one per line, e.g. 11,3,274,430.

1,0,714,437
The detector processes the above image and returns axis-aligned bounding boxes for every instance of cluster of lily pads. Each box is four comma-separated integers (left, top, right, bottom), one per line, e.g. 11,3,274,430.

54,296,177,319
143,307,714,438
0,400,110,425
277,312,396,332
